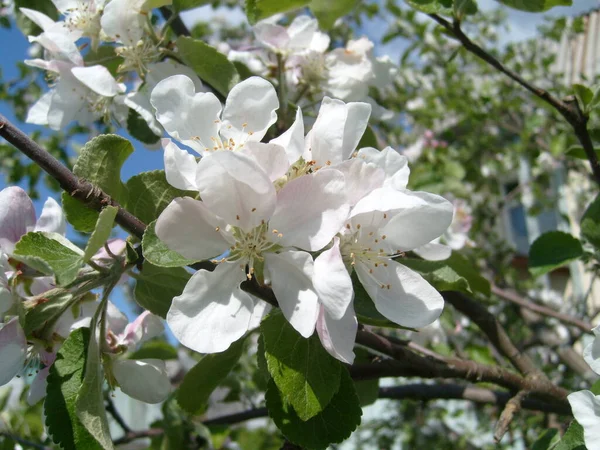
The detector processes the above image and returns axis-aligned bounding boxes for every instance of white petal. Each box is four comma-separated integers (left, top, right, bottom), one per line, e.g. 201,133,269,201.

146,60,203,92
19,7,56,31
357,146,410,190
286,16,319,50
196,151,276,231
155,197,230,261
71,65,121,97
106,301,129,335
28,366,50,405
51,0,79,13
0,187,36,254
264,251,318,338
568,390,600,449
0,273,13,315
124,89,163,136
310,32,330,53
47,71,88,130
328,159,384,206
248,299,272,331
31,28,83,65
220,76,279,146
316,303,357,364
150,74,222,154
119,311,164,348
253,22,289,52
355,260,444,328
270,169,349,251
313,237,352,320
0,318,27,386
270,106,304,165
113,359,171,403
412,242,452,261
35,197,66,235
162,139,199,191
239,142,289,182
167,262,254,353
26,90,53,126
310,97,371,167
101,0,145,44
583,327,600,376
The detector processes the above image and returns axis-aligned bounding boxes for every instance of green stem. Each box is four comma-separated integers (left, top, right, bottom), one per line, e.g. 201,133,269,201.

277,53,288,120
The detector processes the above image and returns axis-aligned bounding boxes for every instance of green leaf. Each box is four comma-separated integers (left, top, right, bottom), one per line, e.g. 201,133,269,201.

496,0,571,12
565,145,600,160
265,370,362,449
177,338,245,414
126,171,196,225
404,0,453,14
75,296,114,450
552,421,585,450
591,378,600,395
45,328,103,450
76,298,113,450
528,231,584,277
63,135,134,232
13,232,84,286
261,310,342,421
573,84,593,110
245,0,311,24
581,194,600,250
173,0,211,11
126,108,160,145
532,429,560,450
129,340,179,360
176,37,240,97
401,257,473,294
24,292,75,335
353,348,379,407
82,206,117,262
352,272,406,328
134,261,191,318
310,0,358,30
445,252,491,297
142,220,200,268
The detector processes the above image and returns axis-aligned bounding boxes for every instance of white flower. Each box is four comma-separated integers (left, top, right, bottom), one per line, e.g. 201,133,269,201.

150,74,279,156
567,390,600,449
155,150,349,352
0,318,27,386
51,0,104,47
584,324,600,376
254,15,330,55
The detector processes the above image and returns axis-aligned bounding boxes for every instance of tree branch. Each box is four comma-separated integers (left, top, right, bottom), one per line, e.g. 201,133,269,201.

427,14,600,186
494,390,527,443
113,428,164,446
202,407,268,426
492,285,593,334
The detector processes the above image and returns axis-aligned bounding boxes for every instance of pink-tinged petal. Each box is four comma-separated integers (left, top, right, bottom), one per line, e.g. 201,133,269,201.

316,303,357,364
270,106,304,165
0,272,13,315
71,65,122,97
155,197,230,261
220,76,279,146
167,262,253,353
413,242,452,261
35,197,66,235
568,390,600,449
150,74,222,155
270,169,349,251
0,187,36,254
106,301,128,336
52,297,97,338
357,146,410,190
328,159,384,206
93,238,126,264
355,259,444,328
113,359,171,404
0,318,27,386
196,151,276,231
29,276,55,296
264,251,319,338
120,312,164,348
239,142,289,182
253,22,290,52
28,365,51,405
313,237,352,320
162,139,199,191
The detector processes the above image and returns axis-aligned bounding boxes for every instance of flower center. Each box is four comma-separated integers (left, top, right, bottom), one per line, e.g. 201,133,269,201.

226,223,281,279
115,40,160,74
64,3,101,36
299,52,328,84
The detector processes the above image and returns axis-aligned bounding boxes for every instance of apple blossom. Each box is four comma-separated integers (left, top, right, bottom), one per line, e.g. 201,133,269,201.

51,0,105,47
567,390,600,449
104,302,171,404
155,150,349,352
583,324,600,376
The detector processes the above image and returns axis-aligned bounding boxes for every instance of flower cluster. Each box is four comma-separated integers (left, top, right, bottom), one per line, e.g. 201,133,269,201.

151,74,453,363
0,187,168,404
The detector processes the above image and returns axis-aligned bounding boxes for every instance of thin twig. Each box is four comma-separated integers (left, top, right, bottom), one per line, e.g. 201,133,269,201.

492,285,594,334
113,428,164,446
202,407,268,426
494,390,528,443
0,432,51,449
428,14,600,186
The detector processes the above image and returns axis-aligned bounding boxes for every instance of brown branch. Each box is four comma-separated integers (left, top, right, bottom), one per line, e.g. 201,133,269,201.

442,291,543,378
0,114,147,239
113,428,164,446
202,407,268,426
494,390,528,443
427,14,600,186
492,285,594,334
